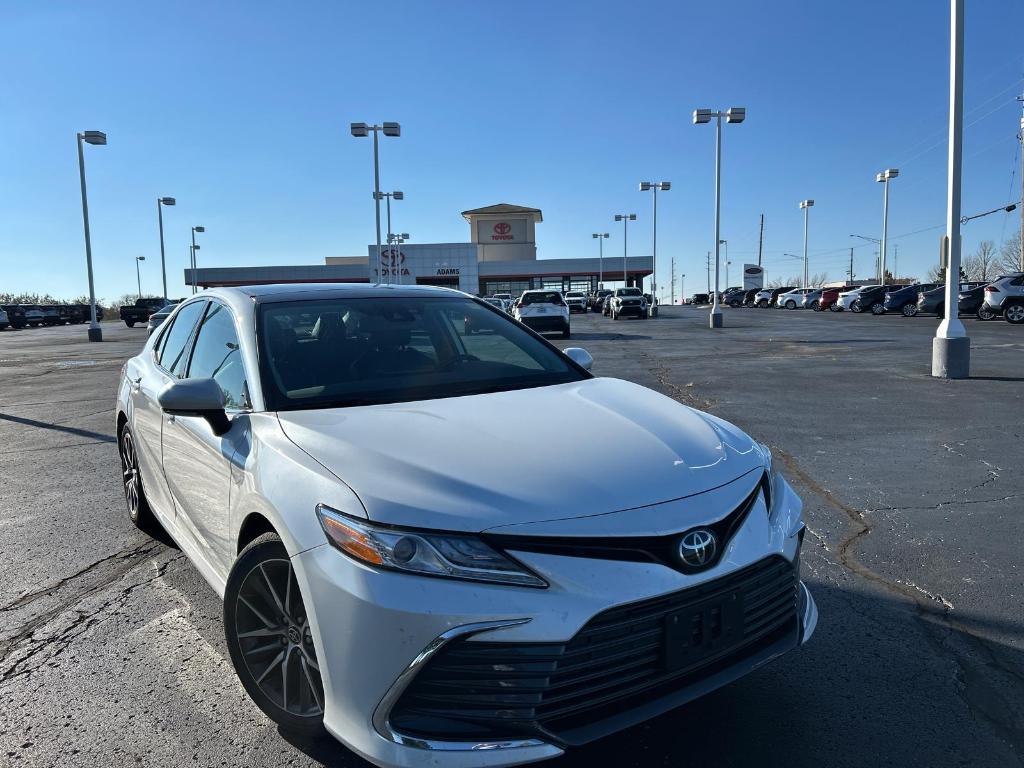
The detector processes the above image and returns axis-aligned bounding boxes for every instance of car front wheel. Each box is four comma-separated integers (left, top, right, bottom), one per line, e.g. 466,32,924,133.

225,533,325,736
851,300,862,313
1005,303,1024,324
871,302,885,315
119,423,153,529
902,303,919,317
829,303,841,312
977,305,996,321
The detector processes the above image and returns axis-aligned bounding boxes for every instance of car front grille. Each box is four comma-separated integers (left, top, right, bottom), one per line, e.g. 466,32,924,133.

389,555,797,746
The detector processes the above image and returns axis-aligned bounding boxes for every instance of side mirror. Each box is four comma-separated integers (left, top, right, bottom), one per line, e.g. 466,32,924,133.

564,347,593,371
158,378,231,436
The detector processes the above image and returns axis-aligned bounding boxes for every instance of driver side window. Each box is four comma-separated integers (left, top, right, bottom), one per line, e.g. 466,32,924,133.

187,302,249,410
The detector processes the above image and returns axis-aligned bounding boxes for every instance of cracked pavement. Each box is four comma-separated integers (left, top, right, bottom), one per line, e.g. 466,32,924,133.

1,312,1022,767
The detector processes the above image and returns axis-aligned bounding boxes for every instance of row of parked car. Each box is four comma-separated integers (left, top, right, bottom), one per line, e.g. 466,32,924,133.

691,272,1024,324
0,303,104,330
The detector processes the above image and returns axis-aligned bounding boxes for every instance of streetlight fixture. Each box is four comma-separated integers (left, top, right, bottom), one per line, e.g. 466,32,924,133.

156,196,176,301
799,199,814,288
190,225,205,294
694,106,745,328
135,256,146,300
876,168,899,283
639,181,671,316
76,130,106,342
351,121,401,285
613,214,637,289
591,232,609,287
933,0,968,378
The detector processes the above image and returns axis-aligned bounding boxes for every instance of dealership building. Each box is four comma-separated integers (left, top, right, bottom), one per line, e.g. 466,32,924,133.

186,203,652,296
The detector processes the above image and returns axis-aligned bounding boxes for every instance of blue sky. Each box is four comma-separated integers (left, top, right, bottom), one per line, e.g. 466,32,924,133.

2,0,1022,301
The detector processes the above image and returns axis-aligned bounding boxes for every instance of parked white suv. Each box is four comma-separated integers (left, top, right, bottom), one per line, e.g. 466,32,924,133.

563,291,588,314
836,285,878,313
514,289,571,337
982,273,1024,324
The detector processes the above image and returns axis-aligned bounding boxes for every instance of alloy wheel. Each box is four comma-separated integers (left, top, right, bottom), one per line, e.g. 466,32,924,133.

235,559,324,718
120,429,141,520
1006,303,1024,324
902,303,918,317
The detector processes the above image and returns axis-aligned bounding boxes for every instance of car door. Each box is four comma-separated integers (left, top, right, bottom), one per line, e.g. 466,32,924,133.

130,299,207,519
161,300,250,576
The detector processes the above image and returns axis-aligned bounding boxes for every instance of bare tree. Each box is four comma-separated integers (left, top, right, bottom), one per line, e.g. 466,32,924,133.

999,233,1022,274
963,240,998,282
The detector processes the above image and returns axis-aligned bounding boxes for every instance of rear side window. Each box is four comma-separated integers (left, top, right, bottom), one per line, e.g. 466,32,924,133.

157,301,206,376
187,302,248,409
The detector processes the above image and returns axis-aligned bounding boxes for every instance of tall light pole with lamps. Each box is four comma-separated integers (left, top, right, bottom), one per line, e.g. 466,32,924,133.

876,169,899,283
933,0,968,378
190,226,205,294
76,130,106,342
799,199,814,288
156,197,176,301
639,181,670,316
351,122,401,285
694,107,745,328
135,256,146,299
377,191,404,284
613,214,637,288
592,232,609,288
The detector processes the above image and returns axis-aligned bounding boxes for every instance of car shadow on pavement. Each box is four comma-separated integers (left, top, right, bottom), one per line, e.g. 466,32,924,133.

0,411,116,443
567,332,653,341
178,579,1021,768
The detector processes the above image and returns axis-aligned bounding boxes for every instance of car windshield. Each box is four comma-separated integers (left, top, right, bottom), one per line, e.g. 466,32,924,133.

520,291,563,306
257,296,585,410
616,288,642,296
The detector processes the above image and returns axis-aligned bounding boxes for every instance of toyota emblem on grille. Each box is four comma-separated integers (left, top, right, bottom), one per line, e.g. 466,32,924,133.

679,529,717,568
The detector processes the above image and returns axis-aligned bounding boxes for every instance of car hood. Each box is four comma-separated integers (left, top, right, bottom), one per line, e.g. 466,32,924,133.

275,377,764,532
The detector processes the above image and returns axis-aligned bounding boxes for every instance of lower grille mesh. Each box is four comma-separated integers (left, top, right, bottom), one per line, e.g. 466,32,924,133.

390,556,797,743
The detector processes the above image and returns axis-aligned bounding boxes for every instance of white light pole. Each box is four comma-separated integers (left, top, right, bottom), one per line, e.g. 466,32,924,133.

135,255,146,299
639,181,670,316
190,225,205,294
681,273,686,303
876,169,899,283
156,196,176,301
592,232,609,288
614,214,637,288
351,122,400,285
377,190,404,284
799,199,814,288
76,130,106,342
694,107,745,328
933,0,969,378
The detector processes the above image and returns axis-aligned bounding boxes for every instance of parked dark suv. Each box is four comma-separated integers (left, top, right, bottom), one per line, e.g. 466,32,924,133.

883,283,939,317
1,305,27,329
858,285,901,315
917,282,985,317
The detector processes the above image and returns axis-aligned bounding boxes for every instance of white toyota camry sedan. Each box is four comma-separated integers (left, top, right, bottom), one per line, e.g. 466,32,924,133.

115,283,817,768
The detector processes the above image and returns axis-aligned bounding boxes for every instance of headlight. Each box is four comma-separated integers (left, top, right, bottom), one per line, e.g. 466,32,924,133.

316,505,547,588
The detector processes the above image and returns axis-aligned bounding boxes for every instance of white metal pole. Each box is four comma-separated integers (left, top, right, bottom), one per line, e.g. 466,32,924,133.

622,217,628,288
711,114,723,328
191,228,197,295
158,201,168,302
933,0,969,377
599,236,603,286
76,134,102,342
880,179,890,284
652,186,658,315
135,258,142,299
373,128,383,285
802,206,810,289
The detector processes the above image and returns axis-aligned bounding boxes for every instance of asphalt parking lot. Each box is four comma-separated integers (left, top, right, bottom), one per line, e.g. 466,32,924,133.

1,308,1022,767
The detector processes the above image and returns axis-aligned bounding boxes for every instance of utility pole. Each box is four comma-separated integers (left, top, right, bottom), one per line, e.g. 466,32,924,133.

670,257,676,305
706,250,711,293
848,248,855,283
1018,92,1024,270
757,213,764,266
893,244,899,281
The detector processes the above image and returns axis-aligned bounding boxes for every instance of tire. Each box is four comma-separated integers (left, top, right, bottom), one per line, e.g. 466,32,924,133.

125,320,136,328
977,305,996,321
829,303,842,312
1005,302,1024,324
118,423,153,530
224,533,325,737
562,326,571,338
851,300,862,313
902,303,919,317
870,302,885,315
810,300,820,311
785,300,796,310
757,300,768,308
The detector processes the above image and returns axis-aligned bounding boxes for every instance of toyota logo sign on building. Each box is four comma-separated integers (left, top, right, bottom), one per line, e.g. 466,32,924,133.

494,222,511,235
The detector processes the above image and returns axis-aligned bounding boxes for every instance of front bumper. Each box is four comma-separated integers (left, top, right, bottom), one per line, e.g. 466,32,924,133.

291,474,815,768
614,303,645,316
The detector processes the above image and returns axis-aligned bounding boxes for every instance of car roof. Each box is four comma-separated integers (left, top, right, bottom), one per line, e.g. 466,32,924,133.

203,282,470,306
